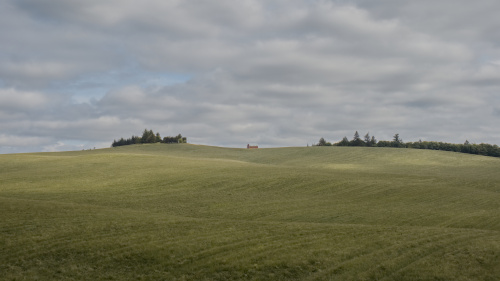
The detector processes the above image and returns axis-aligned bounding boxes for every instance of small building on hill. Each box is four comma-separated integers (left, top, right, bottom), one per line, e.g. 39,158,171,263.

247,144,258,149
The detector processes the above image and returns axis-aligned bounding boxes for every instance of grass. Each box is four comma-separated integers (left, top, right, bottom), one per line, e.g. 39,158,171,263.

1,144,499,280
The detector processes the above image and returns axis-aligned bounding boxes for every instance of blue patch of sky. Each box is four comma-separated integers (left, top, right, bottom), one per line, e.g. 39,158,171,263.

60,139,96,150
475,54,498,66
49,65,191,104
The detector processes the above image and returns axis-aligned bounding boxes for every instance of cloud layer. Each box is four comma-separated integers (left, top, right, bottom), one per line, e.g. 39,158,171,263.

1,0,500,153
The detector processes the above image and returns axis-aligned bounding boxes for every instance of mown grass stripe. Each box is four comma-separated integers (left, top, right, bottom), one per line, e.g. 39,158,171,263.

306,229,485,280
2,144,500,280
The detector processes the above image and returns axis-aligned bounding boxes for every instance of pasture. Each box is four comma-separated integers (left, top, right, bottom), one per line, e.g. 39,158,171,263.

1,144,499,280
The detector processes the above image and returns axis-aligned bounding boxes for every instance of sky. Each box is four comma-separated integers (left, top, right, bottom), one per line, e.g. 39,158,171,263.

1,0,500,153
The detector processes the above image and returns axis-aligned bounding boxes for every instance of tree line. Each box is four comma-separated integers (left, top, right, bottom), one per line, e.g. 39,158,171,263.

112,129,187,147
316,131,500,158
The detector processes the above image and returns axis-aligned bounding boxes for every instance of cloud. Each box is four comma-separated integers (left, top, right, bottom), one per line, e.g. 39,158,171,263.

0,134,51,147
0,88,48,112
1,0,500,152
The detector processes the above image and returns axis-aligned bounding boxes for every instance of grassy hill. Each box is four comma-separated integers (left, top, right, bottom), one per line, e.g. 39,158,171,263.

1,144,499,280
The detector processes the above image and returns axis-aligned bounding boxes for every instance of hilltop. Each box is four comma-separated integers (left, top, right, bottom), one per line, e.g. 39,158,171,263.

1,144,499,280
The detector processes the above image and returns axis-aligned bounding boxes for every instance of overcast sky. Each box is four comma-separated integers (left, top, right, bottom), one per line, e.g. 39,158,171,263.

1,0,500,153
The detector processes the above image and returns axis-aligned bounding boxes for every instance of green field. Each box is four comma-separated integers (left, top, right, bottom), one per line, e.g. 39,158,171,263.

1,144,499,280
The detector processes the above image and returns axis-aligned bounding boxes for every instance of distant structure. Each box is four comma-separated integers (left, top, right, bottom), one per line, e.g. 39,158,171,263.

247,144,258,149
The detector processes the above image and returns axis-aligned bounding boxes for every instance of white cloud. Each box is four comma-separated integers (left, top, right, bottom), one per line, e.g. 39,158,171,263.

0,62,74,81
42,141,80,153
0,88,48,111
0,134,50,147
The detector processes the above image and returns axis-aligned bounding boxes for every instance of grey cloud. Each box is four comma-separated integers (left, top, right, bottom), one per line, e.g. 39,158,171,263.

351,0,500,44
0,88,48,111
1,0,500,152
494,108,500,117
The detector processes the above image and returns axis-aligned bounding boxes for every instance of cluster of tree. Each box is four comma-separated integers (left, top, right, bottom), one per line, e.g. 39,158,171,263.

317,131,379,147
406,140,500,157
316,131,500,158
112,129,187,147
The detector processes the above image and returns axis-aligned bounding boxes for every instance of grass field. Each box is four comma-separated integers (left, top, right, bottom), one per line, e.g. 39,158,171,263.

1,144,499,280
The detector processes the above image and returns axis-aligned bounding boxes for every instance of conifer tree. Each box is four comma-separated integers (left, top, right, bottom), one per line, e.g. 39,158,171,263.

351,131,364,146
364,133,371,146
392,133,403,147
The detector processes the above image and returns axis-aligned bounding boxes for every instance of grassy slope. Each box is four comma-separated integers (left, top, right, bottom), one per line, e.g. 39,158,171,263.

1,144,499,280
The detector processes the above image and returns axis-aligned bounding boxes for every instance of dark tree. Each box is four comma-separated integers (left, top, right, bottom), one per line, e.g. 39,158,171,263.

392,133,403,147
112,129,186,147
377,140,392,147
141,129,156,143
176,134,185,143
328,131,500,157
364,133,371,144
132,135,141,144
350,131,365,146
369,135,377,147
334,137,350,146
162,134,187,144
